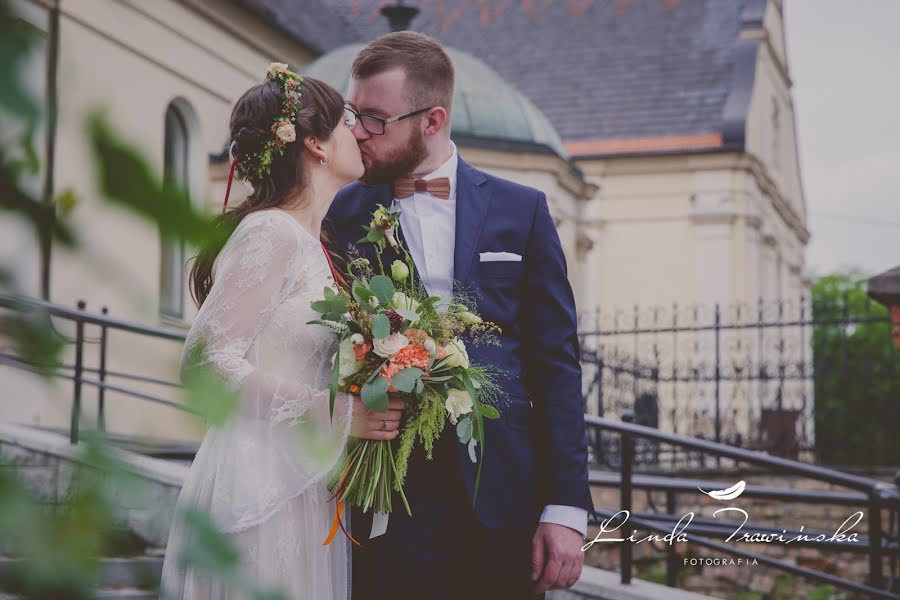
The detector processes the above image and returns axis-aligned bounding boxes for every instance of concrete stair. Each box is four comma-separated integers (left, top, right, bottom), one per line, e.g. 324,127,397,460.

0,554,162,599
1,423,721,600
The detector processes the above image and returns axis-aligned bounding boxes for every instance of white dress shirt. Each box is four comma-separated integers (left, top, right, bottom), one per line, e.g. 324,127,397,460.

393,142,589,538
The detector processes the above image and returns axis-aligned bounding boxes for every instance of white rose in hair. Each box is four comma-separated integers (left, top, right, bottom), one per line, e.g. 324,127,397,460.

445,388,473,425
372,332,409,358
267,62,290,78
276,123,296,143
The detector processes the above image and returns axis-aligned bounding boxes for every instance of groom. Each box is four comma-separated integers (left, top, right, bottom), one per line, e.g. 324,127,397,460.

327,32,593,599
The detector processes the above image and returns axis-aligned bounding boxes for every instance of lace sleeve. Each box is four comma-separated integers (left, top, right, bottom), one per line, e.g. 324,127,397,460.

177,212,354,535
180,211,349,424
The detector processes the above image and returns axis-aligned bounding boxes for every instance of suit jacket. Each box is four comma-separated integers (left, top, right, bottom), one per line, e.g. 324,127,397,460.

326,157,594,529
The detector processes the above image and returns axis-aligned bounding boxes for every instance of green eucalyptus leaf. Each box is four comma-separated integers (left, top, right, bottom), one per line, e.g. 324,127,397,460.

311,300,333,314
361,377,389,413
372,314,391,339
456,417,473,443
369,275,395,305
352,280,375,308
390,368,424,393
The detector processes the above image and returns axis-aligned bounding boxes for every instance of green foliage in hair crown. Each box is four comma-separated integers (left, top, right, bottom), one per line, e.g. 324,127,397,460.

235,62,304,182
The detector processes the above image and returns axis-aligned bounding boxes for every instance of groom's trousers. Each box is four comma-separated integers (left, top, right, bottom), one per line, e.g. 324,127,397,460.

350,426,544,600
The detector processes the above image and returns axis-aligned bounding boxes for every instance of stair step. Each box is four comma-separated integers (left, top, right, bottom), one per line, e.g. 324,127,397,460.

92,589,157,599
0,590,156,600
0,554,163,594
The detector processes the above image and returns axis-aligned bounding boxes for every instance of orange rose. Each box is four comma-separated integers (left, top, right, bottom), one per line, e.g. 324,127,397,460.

391,344,429,370
379,362,403,393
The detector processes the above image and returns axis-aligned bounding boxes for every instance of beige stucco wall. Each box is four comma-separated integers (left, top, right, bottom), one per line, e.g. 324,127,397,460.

2,0,315,441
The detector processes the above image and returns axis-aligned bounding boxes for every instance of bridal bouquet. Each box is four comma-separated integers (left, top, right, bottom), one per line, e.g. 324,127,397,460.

308,203,505,535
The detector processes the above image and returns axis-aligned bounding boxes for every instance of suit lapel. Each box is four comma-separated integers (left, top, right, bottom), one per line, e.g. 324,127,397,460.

452,158,490,291
354,157,489,296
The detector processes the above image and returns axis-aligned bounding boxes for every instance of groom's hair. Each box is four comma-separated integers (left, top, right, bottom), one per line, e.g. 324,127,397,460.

352,31,454,116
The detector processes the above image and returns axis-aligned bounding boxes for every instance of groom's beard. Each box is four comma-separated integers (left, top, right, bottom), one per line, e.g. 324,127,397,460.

358,127,428,186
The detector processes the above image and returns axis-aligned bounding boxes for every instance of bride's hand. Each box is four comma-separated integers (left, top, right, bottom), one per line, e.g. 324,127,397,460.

349,395,404,440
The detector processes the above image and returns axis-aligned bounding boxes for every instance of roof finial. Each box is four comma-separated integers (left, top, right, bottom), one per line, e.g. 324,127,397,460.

381,1,419,32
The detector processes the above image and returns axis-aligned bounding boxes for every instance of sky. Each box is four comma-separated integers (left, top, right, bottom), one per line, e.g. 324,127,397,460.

784,0,900,279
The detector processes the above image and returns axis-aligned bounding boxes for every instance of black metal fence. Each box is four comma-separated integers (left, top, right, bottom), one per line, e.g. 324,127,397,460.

577,296,898,466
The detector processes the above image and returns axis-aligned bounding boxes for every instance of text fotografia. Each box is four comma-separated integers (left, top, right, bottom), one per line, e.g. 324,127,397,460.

684,557,759,567
582,509,863,552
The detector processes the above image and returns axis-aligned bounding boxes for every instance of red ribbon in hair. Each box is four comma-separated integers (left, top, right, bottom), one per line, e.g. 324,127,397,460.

222,157,238,214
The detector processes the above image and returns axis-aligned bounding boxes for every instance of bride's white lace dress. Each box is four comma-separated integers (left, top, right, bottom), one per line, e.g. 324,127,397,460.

160,209,354,599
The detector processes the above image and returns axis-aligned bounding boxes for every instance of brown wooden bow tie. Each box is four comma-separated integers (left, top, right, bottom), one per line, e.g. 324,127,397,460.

393,177,451,200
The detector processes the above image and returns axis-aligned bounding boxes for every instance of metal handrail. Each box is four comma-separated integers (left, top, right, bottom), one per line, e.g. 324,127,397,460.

0,294,187,340
0,352,185,387
0,294,191,442
586,415,898,494
589,470,872,506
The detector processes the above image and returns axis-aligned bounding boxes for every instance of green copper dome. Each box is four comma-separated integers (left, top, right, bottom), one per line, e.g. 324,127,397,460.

302,44,569,159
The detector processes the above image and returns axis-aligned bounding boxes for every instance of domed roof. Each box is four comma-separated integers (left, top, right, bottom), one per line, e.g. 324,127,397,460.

302,44,569,159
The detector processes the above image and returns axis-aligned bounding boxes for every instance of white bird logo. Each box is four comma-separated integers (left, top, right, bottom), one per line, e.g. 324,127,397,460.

697,480,746,501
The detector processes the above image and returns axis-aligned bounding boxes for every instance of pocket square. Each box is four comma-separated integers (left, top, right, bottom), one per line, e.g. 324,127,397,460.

479,251,522,262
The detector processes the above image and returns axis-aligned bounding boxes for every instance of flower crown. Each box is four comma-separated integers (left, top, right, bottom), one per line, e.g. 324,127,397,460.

235,62,304,182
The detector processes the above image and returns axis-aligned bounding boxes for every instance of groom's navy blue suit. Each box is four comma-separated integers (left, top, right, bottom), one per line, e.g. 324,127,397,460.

326,157,593,599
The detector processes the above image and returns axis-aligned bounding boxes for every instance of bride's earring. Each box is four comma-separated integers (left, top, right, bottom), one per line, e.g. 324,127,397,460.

320,157,328,166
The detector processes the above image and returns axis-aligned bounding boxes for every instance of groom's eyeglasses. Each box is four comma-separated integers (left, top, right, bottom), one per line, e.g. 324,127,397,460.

343,102,435,136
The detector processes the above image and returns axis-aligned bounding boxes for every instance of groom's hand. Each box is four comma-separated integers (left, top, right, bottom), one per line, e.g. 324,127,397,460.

531,523,584,593
349,395,404,440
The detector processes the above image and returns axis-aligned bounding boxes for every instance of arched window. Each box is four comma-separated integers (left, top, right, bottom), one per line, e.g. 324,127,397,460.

160,103,189,320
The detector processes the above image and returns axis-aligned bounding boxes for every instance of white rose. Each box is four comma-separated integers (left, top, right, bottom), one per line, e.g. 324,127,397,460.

442,338,469,369
392,291,420,312
336,339,358,385
267,62,290,78
372,332,409,358
445,388,473,425
276,123,296,143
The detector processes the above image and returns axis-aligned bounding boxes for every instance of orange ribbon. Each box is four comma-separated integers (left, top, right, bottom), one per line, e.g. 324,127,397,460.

323,500,364,548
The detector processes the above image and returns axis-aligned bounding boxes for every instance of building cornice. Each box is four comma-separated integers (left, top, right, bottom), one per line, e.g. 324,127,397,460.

571,151,810,245
454,141,597,200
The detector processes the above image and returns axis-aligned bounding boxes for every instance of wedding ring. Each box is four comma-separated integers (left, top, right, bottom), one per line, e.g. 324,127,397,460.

381,420,387,432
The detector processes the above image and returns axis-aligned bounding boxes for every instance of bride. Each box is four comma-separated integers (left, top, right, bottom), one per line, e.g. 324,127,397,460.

160,65,403,599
